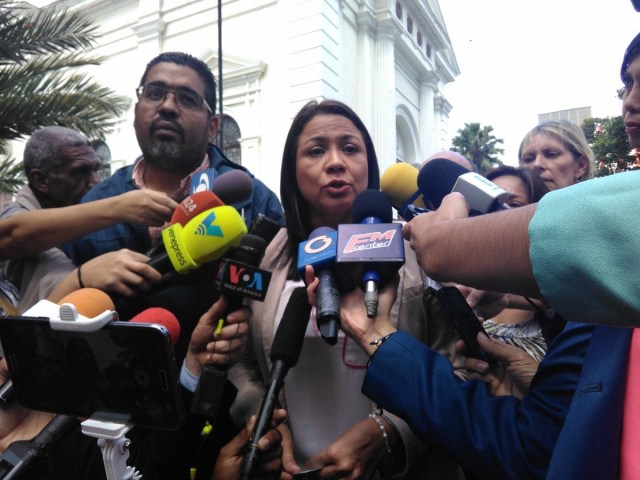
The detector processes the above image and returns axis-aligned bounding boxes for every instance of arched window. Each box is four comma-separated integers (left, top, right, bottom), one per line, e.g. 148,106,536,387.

217,115,242,164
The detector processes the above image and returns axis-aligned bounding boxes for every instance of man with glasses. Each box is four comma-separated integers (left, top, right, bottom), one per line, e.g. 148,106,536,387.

67,51,283,263
63,51,284,479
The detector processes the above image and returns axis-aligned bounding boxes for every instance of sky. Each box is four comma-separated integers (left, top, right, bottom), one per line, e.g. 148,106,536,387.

438,1,640,165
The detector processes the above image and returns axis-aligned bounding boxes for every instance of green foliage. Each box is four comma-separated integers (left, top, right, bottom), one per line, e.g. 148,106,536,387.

582,116,634,177
0,1,130,194
450,122,505,174
0,155,24,195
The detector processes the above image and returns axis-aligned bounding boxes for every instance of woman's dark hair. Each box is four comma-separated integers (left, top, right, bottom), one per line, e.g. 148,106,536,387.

621,32,640,82
279,99,380,276
485,165,549,204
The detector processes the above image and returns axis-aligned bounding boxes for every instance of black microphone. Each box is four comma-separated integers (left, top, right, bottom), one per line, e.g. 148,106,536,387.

418,158,509,215
191,214,281,418
240,286,311,480
297,227,340,345
337,190,404,317
0,379,15,409
0,415,78,480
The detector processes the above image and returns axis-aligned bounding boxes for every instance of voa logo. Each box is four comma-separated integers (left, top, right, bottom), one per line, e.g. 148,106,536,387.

229,265,265,292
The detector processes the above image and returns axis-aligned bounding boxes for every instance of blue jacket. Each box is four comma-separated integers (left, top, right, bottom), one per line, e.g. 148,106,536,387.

65,144,284,263
545,325,630,479
362,322,594,480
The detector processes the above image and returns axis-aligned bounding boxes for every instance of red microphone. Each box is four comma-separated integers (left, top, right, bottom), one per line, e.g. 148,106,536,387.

128,307,181,345
171,191,224,226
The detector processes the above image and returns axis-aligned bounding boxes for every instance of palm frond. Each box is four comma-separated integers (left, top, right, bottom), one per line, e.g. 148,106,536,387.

0,1,97,64
0,155,25,195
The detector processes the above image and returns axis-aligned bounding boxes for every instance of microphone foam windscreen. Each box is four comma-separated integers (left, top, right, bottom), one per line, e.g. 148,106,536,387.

270,286,312,367
352,189,393,223
418,158,470,209
128,307,181,345
171,191,224,226
57,288,115,318
309,226,335,238
211,170,254,205
380,163,425,208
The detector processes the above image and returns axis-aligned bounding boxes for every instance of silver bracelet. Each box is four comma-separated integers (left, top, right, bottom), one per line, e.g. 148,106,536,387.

369,413,392,457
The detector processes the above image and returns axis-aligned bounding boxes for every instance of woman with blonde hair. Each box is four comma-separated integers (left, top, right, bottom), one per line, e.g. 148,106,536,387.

518,119,595,190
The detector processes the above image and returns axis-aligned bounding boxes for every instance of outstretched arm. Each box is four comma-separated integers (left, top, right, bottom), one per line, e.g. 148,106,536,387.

401,193,541,299
0,189,177,260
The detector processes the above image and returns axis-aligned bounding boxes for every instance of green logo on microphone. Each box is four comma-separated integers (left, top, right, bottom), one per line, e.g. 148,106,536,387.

195,211,223,237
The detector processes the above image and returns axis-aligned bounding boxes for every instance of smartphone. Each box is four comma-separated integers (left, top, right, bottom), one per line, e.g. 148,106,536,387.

292,468,322,479
434,285,491,363
0,316,184,430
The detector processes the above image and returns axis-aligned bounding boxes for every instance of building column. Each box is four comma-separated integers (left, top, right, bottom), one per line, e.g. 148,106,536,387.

419,73,437,159
373,20,396,171
133,0,165,58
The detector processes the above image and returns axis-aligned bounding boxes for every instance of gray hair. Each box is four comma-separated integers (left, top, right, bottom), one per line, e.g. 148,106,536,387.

23,126,91,175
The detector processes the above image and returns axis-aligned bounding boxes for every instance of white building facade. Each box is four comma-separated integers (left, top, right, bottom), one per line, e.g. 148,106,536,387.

35,0,459,196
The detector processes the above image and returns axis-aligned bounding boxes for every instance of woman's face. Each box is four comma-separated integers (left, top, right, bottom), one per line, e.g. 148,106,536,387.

491,174,530,208
623,55,640,150
295,113,369,229
519,133,587,190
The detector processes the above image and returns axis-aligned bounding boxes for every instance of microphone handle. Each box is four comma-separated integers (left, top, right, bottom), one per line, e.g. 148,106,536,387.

190,294,244,418
241,360,288,480
316,269,340,345
146,251,172,273
0,415,77,480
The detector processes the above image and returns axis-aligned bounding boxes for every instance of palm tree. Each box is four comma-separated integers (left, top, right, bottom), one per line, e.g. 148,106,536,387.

0,0,130,194
451,122,505,174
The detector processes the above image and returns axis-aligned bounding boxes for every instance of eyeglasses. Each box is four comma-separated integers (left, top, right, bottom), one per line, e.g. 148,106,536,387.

136,85,213,114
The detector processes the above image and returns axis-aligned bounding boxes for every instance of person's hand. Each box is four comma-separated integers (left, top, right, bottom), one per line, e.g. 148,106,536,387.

111,189,178,227
303,417,395,479
401,192,469,272
185,296,250,375
459,333,540,399
278,423,300,479
456,285,509,320
213,409,286,480
79,249,163,297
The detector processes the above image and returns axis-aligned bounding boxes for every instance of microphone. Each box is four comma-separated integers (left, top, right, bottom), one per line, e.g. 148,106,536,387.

189,169,254,205
147,205,248,274
0,414,79,480
147,169,253,256
241,286,311,480
191,214,280,417
297,227,340,345
169,190,224,228
418,158,509,215
336,190,404,317
146,191,224,257
380,163,430,221
128,307,181,346
22,288,116,321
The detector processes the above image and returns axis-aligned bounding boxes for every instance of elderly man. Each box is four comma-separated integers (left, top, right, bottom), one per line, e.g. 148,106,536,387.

0,126,179,313
0,126,101,312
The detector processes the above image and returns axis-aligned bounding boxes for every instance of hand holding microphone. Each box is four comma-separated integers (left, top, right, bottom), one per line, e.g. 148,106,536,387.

418,158,509,214
191,214,280,417
241,286,311,480
337,190,404,317
297,227,341,345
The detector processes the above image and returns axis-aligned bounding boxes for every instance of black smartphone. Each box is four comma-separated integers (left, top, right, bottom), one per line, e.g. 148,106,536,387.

434,285,491,362
0,316,184,430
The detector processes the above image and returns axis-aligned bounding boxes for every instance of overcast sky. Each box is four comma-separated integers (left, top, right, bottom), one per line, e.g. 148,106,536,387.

438,1,640,164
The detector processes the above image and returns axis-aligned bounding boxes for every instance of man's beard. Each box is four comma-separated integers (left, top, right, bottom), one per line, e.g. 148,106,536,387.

143,139,205,175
